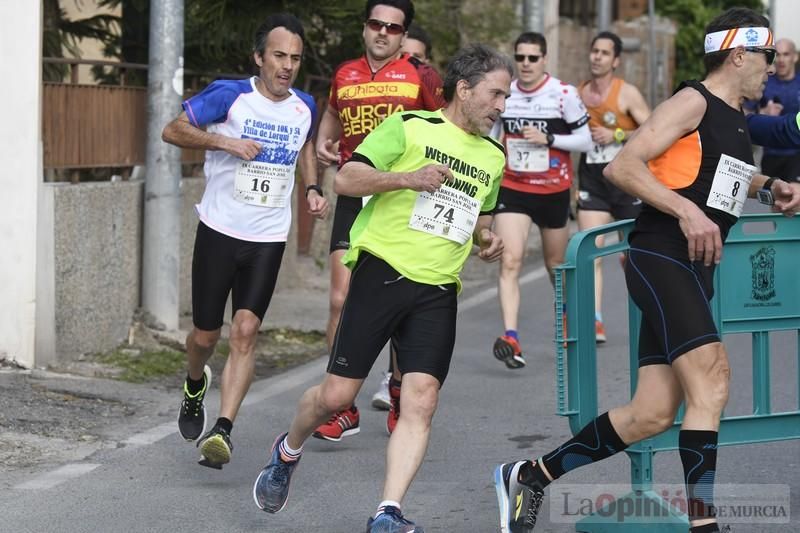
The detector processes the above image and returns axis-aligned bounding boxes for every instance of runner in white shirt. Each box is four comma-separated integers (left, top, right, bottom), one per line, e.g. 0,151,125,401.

490,32,592,369
162,13,328,469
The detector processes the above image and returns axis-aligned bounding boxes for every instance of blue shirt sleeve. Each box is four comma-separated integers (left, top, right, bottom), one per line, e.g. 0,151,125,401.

747,112,800,149
293,89,318,142
182,79,251,127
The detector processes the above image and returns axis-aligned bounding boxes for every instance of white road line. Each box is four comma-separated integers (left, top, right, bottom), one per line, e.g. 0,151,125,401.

122,422,177,447
458,265,548,314
14,463,101,490
242,358,328,407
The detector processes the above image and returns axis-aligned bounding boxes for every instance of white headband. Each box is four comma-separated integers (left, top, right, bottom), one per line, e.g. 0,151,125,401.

704,27,774,54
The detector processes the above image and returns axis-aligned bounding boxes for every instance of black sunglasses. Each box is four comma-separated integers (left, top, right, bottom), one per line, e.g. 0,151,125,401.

514,54,542,63
745,47,777,65
365,19,405,35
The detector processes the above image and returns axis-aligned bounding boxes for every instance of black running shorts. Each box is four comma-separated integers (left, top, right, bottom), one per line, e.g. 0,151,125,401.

625,236,720,367
191,222,285,331
493,187,570,229
327,252,458,384
577,158,642,220
329,195,362,253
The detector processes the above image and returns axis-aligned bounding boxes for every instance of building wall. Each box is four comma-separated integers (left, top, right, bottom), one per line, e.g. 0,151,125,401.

0,2,41,367
558,16,676,106
772,0,800,45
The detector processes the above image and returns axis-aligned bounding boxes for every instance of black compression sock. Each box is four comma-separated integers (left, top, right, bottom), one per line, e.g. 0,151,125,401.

680,430,719,522
690,524,719,532
541,412,628,479
518,460,551,491
215,417,233,434
186,373,206,395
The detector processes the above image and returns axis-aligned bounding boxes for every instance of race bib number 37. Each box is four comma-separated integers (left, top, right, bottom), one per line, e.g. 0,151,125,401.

408,187,481,245
234,160,292,208
506,138,549,172
706,153,756,217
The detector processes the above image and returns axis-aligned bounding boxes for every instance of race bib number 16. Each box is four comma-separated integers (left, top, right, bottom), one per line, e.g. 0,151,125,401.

408,187,481,245
233,160,292,208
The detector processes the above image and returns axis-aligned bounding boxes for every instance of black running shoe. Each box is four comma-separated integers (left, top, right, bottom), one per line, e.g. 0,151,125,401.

493,336,526,369
177,365,211,441
494,461,544,532
197,424,233,469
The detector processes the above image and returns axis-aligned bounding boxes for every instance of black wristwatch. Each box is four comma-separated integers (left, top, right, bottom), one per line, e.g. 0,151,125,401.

305,184,323,197
545,133,555,147
757,177,778,205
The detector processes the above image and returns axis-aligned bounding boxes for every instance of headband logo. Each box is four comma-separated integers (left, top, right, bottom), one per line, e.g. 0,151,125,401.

745,28,759,44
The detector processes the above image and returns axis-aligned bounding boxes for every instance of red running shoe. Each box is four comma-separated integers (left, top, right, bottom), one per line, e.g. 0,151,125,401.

386,380,401,435
312,405,360,442
595,320,607,343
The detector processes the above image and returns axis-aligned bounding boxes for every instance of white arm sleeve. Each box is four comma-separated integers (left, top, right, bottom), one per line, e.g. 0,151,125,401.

552,123,592,152
552,84,593,153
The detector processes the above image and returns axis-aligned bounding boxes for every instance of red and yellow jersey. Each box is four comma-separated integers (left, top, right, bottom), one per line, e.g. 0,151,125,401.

328,53,444,165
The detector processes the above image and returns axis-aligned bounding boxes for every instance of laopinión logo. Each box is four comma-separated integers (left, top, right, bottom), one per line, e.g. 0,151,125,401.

750,246,776,301
550,484,790,524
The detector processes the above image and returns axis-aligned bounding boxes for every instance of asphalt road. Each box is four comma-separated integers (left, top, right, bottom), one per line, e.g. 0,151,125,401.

1,256,798,533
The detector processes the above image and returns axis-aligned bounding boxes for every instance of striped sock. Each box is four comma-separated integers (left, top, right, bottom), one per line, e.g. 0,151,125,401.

278,435,302,462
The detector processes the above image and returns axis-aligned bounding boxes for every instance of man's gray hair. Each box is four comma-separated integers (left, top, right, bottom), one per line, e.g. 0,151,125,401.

443,43,514,102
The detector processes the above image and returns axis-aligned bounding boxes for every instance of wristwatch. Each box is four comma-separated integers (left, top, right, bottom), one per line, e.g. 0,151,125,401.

305,184,323,197
613,127,626,143
545,133,555,146
757,177,778,205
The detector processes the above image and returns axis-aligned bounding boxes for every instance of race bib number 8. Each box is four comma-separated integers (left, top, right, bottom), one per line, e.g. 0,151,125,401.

234,160,292,208
706,153,755,217
408,187,481,245
506,138,549,172
586,141,621,165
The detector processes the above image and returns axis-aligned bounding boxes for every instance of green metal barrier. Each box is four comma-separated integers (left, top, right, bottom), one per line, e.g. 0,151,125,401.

552,213,800,532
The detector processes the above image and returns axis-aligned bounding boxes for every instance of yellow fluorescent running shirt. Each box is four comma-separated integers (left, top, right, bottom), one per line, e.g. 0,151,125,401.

343,109,505,291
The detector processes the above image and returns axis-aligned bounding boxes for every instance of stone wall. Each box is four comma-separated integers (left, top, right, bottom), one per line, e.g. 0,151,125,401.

50,181,142,359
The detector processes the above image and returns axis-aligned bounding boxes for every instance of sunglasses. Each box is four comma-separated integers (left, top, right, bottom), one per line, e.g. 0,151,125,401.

745,47,777,65
365,19,405,35
514,54,542,63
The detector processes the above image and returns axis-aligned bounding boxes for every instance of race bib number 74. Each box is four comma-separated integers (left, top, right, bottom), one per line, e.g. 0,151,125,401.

408,187,481,245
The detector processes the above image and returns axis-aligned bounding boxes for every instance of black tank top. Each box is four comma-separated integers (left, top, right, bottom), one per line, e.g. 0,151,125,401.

631,80,755,256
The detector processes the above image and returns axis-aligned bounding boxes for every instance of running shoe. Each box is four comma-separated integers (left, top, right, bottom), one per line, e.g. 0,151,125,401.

595,320,607,343
493,335,526,369
366,506,424,533
197,423,233,469
313,405,360,441
177,365,211,441
371,371,392,410
253,432,300,513
494,461,544,532
386,379,401,435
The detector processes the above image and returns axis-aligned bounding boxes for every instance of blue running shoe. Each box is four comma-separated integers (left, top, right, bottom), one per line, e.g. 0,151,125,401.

494,461,543,532
253,432,300,513
365,506,424,533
